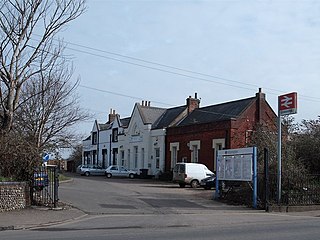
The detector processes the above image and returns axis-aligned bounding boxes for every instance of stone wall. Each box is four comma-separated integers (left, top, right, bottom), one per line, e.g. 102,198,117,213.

0,182,30,212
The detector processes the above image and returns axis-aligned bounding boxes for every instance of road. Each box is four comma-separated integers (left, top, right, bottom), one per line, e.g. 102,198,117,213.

2,174,320,239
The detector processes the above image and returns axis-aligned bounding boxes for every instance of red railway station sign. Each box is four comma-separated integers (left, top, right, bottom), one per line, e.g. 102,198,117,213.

278,92,297,116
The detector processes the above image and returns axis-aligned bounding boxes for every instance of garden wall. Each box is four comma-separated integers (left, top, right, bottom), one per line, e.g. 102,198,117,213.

0,182,30,212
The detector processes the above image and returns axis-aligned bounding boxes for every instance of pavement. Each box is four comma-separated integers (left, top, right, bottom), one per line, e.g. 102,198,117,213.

0,204,87,231
0,177,87,231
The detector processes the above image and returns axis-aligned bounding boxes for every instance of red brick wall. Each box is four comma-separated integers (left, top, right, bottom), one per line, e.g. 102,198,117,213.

165,95,277,172
166,121,230,171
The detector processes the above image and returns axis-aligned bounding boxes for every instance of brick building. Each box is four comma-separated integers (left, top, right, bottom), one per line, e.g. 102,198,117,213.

165,89,277,172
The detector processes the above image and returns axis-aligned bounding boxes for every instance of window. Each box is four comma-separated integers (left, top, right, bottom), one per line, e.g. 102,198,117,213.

212,139,225,171
110,166,118,171
92,132,98,145
134,146,138,168
127,149,131,169
112,128,118,142
170,142,179,169
189,140,200,163
120,150,125,166
155,148,160,169
141,148,145,168
191,145,198,163
171,146,177,169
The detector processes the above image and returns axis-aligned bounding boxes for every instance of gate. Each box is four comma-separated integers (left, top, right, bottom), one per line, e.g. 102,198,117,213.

31,165,59,208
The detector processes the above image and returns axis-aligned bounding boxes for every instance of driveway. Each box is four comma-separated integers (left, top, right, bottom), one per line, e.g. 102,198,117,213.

59,174,248,215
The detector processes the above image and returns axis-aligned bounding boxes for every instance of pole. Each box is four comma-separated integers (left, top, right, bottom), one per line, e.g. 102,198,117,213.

277,102,282,205
264,148,269,211
253,147,257,209
214,150,220,200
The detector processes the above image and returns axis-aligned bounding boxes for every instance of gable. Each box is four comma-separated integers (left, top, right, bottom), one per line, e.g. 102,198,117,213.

127,104,145,134
91,120,99,132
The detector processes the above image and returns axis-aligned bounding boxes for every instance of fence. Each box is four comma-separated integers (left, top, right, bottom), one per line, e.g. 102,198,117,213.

30,165,59,208
218,172,320,209
259,172,320,207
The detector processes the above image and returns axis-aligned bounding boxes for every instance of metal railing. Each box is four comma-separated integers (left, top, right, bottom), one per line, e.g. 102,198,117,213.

259,172,320,207
30,165,59,208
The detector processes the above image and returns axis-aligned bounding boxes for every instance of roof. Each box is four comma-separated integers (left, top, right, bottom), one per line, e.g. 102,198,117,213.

152,105,187,129
137,105,166,125
120,117,131,128
98,123,111,131
178,97,255,126
83,135,91,141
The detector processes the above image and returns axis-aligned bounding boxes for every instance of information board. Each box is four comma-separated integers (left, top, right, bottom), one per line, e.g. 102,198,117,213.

217,147,254,181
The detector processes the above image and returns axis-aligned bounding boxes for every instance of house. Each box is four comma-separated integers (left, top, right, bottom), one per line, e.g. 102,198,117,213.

82,109,130,168
82,94,200,176
122,95,199,176
165,89,277,172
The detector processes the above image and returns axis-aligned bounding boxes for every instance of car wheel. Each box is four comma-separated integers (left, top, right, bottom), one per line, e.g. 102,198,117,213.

129,173,134,179
84,171,90,177
204,186,211,190
190,180,199,188
106,173,112,178
179,183,186,188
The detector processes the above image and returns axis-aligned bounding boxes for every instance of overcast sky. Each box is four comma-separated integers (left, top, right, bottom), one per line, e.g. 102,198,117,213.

60,0,320,135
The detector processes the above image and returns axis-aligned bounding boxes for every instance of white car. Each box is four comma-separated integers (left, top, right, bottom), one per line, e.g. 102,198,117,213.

105,165,137,179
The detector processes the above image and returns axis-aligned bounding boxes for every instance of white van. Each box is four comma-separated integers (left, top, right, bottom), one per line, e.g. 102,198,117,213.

172,163,214,188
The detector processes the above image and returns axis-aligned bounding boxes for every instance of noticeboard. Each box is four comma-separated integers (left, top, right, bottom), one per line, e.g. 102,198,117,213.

217,147,254,181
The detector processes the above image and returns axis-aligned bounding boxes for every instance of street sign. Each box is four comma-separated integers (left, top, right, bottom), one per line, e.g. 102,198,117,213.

43,153,50,162
277,91,297,204
278,92,297,116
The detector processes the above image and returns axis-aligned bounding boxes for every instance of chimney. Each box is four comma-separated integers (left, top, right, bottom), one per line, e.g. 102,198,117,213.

255,88,265,123
186,92,200,114
108,108,117,123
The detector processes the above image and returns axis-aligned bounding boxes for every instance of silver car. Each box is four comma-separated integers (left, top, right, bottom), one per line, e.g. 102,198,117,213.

78,165,105,176
105,165,137,179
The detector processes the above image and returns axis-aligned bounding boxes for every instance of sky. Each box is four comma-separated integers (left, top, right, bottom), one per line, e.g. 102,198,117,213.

59,0,320,136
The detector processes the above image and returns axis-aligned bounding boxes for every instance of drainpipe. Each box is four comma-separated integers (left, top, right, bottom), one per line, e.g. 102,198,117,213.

109,134,112,166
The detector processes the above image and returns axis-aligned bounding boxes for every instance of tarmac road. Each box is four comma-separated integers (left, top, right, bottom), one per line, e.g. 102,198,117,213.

1,174,320,239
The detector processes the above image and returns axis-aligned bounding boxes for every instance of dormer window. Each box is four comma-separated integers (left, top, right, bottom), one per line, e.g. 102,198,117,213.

112,128,118,142
92,132,98,145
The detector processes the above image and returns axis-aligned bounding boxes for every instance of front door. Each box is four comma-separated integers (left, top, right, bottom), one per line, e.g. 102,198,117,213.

112,148,118,165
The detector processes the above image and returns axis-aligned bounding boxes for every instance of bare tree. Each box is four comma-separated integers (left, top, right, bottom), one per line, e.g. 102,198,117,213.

0,0,86,132
15,58,89,152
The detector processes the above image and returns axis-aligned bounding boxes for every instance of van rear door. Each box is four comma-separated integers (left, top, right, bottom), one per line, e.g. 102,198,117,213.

173,164,185,182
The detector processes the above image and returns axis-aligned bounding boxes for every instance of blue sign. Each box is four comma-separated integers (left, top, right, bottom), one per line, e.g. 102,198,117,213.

43,153,50,162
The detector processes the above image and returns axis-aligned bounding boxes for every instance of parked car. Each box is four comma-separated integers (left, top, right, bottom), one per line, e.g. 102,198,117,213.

200,174,216,190
173,163,214,188
105,165,137,179
78,165,105,176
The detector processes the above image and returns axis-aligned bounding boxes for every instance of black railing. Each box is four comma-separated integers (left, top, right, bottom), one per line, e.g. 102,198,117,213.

258,172,320,207
218,172,320,209
30,165,59,208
